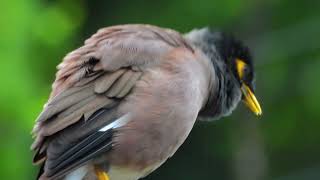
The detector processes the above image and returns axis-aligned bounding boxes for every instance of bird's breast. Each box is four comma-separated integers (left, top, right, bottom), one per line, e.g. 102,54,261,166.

105,65,204,177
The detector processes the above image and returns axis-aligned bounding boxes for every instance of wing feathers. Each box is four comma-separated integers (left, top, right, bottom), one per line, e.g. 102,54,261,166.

47,129,113,176
94,70,126,94
36,84,94,124
48,140,113,180
106,70,135,97
46,130,112,178
40,96,112,136
32,68,140,151
35,68,141,136
44,108,126,179
116,71,143,98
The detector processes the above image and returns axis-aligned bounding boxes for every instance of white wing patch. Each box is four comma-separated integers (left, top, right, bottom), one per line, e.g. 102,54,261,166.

99,114,130,132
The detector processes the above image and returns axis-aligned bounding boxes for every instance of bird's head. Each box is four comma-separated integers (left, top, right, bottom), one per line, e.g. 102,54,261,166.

214,32,262,116
186,28,262,119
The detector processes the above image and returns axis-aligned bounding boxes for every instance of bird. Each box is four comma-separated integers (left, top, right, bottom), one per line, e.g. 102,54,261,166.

31,24,262,180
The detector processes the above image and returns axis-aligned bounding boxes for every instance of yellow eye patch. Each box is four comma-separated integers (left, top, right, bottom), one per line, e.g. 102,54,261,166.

236,59,247,79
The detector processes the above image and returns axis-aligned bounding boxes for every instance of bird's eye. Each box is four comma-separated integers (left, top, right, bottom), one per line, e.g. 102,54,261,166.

235,59,247,81
243,66,250,77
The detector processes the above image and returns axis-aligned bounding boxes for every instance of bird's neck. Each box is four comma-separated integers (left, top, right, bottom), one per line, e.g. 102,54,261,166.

198,58,241,121
184,28,242,120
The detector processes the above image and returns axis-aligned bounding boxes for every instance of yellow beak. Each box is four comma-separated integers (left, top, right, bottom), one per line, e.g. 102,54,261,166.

241,84,262,116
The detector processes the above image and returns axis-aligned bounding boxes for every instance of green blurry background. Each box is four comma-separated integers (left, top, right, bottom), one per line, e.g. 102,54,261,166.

1,0,320,179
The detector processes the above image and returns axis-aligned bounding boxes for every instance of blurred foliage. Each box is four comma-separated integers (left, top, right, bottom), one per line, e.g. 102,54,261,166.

0,0,320,179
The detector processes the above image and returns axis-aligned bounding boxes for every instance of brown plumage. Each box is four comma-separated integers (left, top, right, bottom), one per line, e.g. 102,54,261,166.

31,24,261,180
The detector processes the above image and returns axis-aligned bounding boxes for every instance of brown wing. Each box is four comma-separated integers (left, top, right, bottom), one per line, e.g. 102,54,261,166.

31,24,193,179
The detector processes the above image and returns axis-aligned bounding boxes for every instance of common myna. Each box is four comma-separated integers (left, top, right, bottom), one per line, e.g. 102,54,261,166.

31,24,262,180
